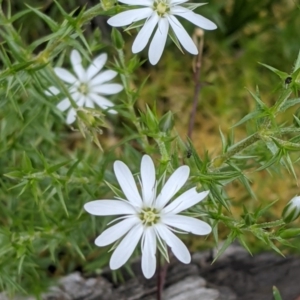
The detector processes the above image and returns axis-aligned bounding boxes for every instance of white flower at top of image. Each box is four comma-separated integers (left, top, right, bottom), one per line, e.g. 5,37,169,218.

84,155,211,279
107,0,217,65
46,50,123,124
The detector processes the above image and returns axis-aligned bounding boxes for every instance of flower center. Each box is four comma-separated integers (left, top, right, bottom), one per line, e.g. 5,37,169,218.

140,207,160,226
78,83,89,95
153,0,170,17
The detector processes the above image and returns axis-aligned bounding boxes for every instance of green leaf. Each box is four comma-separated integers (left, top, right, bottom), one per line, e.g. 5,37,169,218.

212,231,237,263
4,171,24,179
280,98,300,112
21,152,33,172
47,160,71,174
273,286,283,300
54,184,69,217
259,62,289,80
292,49,300,73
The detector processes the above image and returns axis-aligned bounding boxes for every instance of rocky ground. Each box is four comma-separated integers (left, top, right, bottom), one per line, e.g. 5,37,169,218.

1,244,300,300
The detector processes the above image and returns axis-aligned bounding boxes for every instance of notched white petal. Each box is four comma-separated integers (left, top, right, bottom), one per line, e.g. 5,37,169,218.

141,155,156,206
110,224,143,270
86,53,107,80
141,227,157,279
156,224,191,264
66,108,77,124
114,161,143,206
56,98,71,112
107,8,152,27
84,200,136,216
171,6,217,30
132,12,159,53
156,165,190,209
90,70,118,86
167,15,198,55
118,0,152,5
91,83,123,95
162,215,212,235
95,217,139,247
54,67,77,84
70,50,86,81
163,189,209,214
149,18,169,65
45,86,60,96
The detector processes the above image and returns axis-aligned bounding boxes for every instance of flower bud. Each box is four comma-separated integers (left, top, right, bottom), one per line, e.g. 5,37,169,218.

279,228,300,239
282,196,300,223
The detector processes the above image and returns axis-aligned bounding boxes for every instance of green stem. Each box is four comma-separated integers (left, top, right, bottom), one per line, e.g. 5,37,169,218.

250,219,285,229
116,49,149,149
211,132,261,169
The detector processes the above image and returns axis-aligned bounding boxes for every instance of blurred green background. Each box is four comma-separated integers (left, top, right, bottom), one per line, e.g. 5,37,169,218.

0,0,300,296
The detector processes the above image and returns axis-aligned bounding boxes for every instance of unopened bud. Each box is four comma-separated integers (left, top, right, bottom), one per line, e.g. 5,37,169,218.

279,228,300,239
282,196,300,223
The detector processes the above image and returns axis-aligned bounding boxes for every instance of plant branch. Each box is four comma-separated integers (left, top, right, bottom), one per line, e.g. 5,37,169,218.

188,29,204,139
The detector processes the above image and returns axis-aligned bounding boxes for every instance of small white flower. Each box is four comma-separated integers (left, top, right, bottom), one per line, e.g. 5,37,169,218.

84,155,211,279
46,50,123,124
282,196,300,223
107,0,217,65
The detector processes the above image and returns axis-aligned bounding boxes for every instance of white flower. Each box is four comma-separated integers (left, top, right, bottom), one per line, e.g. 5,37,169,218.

282,196,300,223
46,50,123,124
84,155,211,279
107,0,217,65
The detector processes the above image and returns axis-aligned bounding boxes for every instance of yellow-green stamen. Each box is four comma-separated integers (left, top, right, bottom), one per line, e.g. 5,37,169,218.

140,207,160,226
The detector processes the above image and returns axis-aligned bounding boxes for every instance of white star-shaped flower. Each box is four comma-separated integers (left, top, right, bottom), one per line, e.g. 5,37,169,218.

84,155,211,279
47,50,123,124
107,0,217,65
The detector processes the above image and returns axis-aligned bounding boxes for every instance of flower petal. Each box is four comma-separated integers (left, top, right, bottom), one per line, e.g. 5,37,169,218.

148,17,169,65
66,108,77,124
118,0,152,5
84,200,136,216
156,224,191,263
54,67,78,84
155,166,190,209
90,83,123,95
45,86,60,96
56,98,70,112
171,6,217,30
70,50,86,81
86,53,107,80
90,70,118,86
141,155,156,206
110,224,143,270
107,8,152,27
141,227,157,279
95,217,140,246
132,12,159,54
161,214,212,235
85,96,94,108
88,93,114,108
114,160,143,207
171,0,189,5
163,189,209,214
167,15,198,55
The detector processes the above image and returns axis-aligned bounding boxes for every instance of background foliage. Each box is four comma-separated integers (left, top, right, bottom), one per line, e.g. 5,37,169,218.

0,0,300,296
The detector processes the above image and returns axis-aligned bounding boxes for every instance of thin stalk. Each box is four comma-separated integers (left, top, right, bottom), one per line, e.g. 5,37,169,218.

156,251,162,300
211,132,261,169
156,251,168,300
116,48,149,149
188,29,204,139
